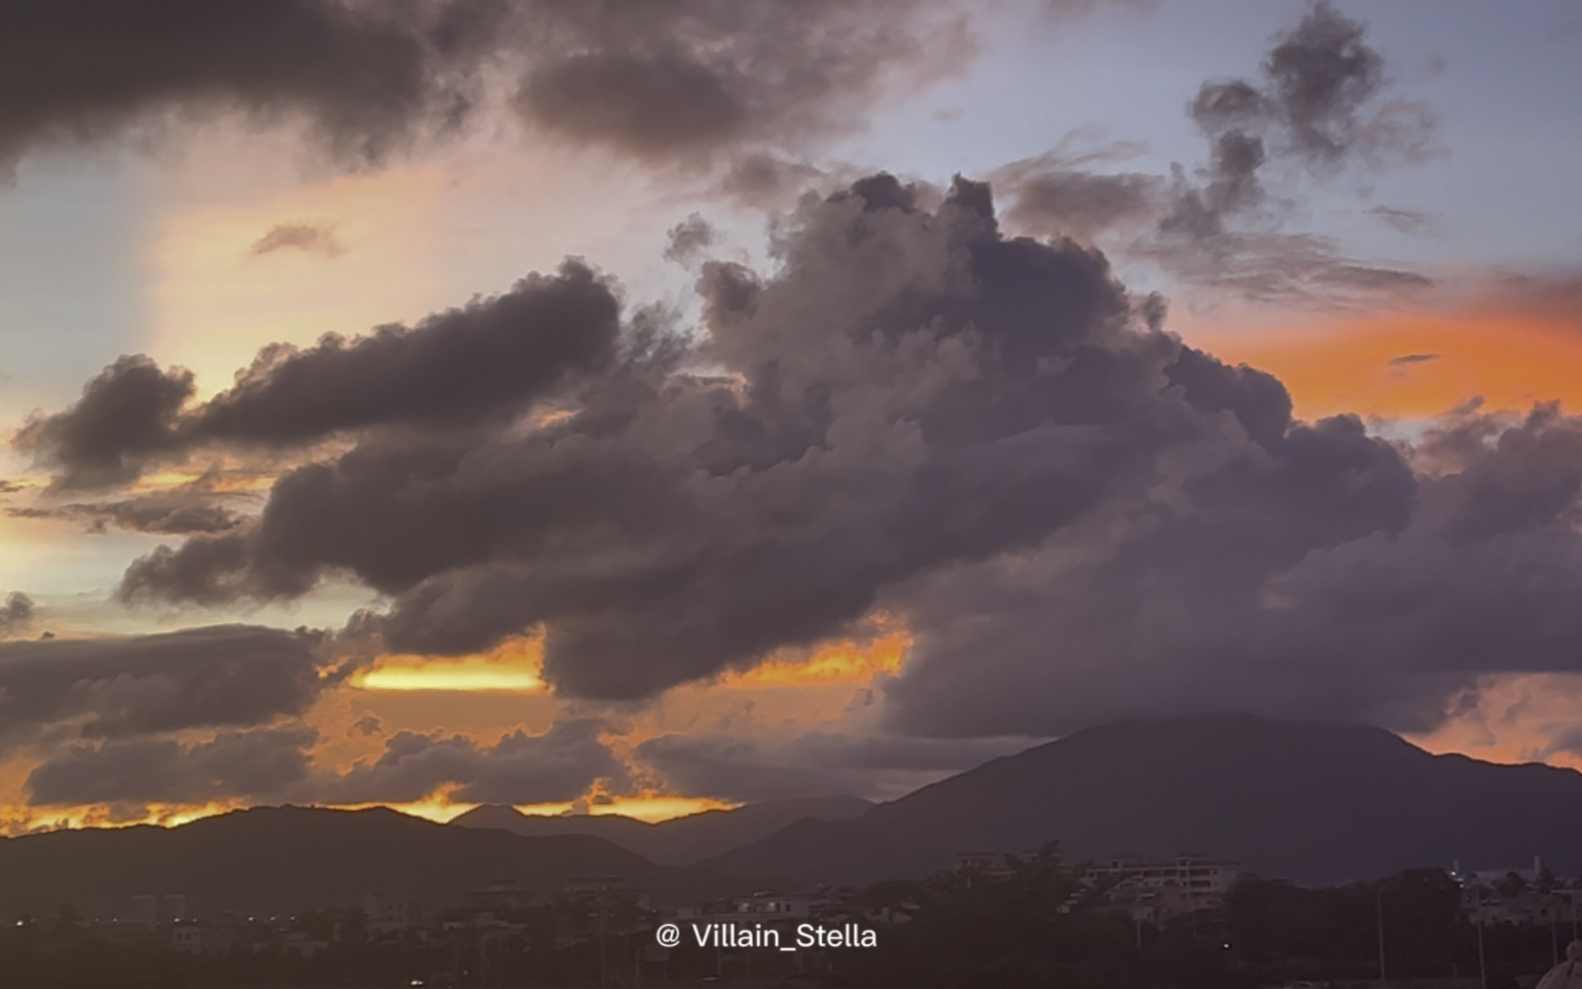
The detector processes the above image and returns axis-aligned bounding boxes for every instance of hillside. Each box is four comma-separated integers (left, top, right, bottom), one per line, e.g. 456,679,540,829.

0,806,739,920
711,716,1582,887
451,795,873,865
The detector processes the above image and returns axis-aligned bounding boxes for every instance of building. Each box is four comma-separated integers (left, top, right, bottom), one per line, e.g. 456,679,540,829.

728,892,822,921
1091,854,1244,918
363,893,415,937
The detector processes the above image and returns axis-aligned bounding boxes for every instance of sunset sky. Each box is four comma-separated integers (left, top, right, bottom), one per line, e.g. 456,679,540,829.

2,0,1581,833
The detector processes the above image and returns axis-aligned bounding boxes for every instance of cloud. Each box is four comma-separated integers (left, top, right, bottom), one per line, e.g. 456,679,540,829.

0,0,497,174
987,4,1438,308
11,355,196,491
4,0,1159,176
0,592,33,639
20,717,623,809
507,0,978,163
1386,353,1440,367
663,213,717,265
1368,206,1434,236
24,726,318,807
6,472,251,535
883,403,1582,737
250,222,345,258
15,261,622,490
35,159,1582,746
110,176,1185,701
0,625,326,746
320,719,626,805
1147,2,1439,301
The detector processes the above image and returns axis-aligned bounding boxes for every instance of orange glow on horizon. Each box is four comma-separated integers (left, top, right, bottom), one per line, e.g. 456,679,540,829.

0,793,736,836
1189,308,1582,422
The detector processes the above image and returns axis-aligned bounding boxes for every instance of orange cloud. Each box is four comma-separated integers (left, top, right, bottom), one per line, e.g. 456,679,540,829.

721,616,910,687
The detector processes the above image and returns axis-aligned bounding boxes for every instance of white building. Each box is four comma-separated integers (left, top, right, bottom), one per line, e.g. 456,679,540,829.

1092,854,1244,915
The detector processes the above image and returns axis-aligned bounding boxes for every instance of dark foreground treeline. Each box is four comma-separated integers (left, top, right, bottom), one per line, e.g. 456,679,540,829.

1,850,1571,989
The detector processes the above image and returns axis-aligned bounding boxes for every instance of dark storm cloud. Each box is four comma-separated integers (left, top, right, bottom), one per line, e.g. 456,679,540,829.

0,0,1051,175
119,176,1201,701
23,719,622,809
106,173,1426,727
321,719,626,805
0,592,33,638
0,0,497,172
51,164,1582,739
0,625,325,745
635,731,1035,802
12,355,195,491
15,261,621,489
250,222,345,258
24,726,317,807
883,404,1582,737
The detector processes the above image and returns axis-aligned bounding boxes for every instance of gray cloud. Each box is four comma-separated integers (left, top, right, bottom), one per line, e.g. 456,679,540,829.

884,404,1582,738
6,473,251,535
1368,205,1434,236
0,0,1112,180
251,222,345,258
24,726,318,807
0,0,497,173
0,625,325,746
15,261,621,490
988,3,1438,308
0,591,33,638
1387,353,1440,367
663,213,717,265
12,355,195,491
21,718,623,810
32,172,1581,748
508,0,977,162
321,719,626,805
116,176,1197,702
1149,1,1440,300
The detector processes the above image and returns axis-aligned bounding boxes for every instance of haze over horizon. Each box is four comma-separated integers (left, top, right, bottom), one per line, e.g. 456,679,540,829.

2,0,1581,835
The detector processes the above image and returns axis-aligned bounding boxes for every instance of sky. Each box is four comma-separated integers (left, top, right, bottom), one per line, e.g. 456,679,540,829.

1,0,1581,833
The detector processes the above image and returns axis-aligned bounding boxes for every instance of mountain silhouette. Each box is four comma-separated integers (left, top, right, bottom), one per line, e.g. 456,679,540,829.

0,805,741,921
707,715,1582,886
450,795,873,865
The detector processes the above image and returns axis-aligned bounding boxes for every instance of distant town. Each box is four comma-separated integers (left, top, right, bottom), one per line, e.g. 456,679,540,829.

4,849,1578,989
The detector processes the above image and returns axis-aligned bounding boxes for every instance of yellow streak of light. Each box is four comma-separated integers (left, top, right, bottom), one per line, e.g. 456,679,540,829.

354,635,547,694
498,795,736,823
356,664,546,693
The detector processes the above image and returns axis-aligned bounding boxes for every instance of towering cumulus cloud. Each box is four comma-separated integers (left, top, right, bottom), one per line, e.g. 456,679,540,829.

23,167,1582,740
